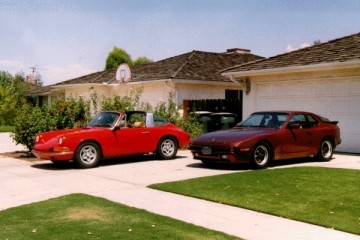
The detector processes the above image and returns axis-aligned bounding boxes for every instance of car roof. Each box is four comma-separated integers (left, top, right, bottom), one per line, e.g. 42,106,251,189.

252,111,314,115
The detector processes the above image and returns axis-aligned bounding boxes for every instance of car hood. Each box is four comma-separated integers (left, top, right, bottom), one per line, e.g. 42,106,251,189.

37,127,108,143
192,127,275,146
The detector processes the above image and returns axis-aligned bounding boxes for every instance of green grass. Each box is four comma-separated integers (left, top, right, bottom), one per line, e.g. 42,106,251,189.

150,167,360,235
0,194,239,240
0,125,14,132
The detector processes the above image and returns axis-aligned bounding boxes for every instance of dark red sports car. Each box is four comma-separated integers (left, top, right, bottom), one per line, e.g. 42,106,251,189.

190,111,341,168
32,111,191,168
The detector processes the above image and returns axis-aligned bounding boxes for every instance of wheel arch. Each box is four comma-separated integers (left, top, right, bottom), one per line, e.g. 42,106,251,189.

158,134,179,147
322,135,335,146
76,139,103,158
253,140,274,159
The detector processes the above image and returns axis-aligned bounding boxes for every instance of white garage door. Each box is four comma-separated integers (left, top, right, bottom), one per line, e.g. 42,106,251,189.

255,78,360,153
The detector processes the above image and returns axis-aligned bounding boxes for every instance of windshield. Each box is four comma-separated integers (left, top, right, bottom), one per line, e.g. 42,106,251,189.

237,113,288,129
88,112,120,128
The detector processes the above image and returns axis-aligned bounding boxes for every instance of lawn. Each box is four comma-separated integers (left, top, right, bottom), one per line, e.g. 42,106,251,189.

0,194,239,240
0,125,14,132
150,167,360,235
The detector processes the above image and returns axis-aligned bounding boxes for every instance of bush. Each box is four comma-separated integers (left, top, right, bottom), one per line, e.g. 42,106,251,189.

101,86,143,112
47,97,90,129
12,98,90,151
176,115,204,140
12,105,52,151
154,92,204,139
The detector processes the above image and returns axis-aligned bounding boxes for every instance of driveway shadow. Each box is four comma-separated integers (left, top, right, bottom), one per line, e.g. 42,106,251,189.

31,154,187,170
186,162,252,171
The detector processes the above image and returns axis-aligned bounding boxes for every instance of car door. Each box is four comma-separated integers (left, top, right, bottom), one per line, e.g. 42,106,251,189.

111,112,152,156
114,127,151,154
282,114,315,157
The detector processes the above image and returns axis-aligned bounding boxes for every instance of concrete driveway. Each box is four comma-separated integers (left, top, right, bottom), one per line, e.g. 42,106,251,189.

0,133,359,240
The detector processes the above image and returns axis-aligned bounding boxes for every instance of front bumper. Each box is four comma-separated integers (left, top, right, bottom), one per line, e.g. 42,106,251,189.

190,145,251,163
32,149,74,161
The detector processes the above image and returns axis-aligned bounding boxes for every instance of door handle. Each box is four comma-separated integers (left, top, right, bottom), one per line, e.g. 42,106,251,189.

142,131,149,134
306,132,313,136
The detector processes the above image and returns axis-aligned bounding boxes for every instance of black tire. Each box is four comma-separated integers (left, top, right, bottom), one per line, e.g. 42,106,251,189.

317,138,334,161
157,137,178,160
75,142,101,168
252,142,272,169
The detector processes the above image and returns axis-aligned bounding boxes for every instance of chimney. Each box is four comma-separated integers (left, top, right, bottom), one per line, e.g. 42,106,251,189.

26,74,37,85
226,48,251,54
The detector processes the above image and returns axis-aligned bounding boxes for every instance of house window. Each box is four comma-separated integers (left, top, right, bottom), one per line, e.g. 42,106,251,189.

225,90,242,100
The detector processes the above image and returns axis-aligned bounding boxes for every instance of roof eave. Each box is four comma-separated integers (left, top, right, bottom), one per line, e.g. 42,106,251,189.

222,60,360,78
171,78,237,86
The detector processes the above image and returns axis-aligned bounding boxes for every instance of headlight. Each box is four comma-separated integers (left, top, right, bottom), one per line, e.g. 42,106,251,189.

35,135,39,143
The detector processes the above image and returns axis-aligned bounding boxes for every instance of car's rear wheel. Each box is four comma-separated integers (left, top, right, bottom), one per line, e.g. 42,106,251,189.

252,142,272,169
317,138,333,161
75,142,101,168
157,137,178,160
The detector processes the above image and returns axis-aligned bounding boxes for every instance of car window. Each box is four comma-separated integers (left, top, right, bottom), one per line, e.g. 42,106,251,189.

290,114,306,124
127,112,146,128
238,114,263,127
153,115,169,127
238,113,288,128
306,114,318,127
88,112,120,128
290,114,317,129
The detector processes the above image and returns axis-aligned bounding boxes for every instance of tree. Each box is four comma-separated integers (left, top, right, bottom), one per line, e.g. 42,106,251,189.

0,71,28,125
133,56,153,65
105,47,132,70
313,40,321,45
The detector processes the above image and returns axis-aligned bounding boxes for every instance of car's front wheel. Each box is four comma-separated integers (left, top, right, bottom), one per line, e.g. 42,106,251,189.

252,142,272,169
75,142,101,168
157,137,178,160
317,138,333,161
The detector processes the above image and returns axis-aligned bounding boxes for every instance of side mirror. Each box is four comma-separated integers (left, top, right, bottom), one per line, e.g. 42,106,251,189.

287,122,301,129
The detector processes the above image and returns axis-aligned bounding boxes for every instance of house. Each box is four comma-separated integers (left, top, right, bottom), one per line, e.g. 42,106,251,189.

28,49,263,108
222,32,360,153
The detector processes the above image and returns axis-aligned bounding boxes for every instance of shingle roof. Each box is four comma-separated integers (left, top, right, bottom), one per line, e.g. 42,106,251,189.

224,32,360,73
27,84,53,96
55,50,263,86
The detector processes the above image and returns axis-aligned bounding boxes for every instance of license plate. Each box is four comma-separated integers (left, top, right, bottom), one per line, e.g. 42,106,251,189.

202,146,212,155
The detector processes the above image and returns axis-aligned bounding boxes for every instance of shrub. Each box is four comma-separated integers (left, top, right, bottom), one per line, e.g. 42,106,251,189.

47,97,90,129
12,105,52,151
154,92,204,139
12,98,90,151
101,86,144,112
176,115,204,140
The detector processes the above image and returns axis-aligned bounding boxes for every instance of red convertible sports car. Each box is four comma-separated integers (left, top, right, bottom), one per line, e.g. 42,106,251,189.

190,111,341,168
32,111,191,168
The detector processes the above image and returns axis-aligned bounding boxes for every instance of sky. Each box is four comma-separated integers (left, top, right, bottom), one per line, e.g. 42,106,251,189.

1,0,360,86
